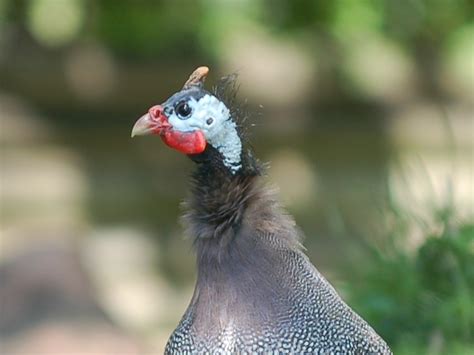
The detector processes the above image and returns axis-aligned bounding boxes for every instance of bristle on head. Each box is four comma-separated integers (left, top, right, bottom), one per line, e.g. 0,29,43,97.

213,71,254,145
183,66,209,90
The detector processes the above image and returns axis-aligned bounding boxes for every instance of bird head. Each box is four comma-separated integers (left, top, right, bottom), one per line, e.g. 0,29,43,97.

132,66,243,173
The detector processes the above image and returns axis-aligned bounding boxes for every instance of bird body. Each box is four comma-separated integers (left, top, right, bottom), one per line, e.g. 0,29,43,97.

132,67,392,354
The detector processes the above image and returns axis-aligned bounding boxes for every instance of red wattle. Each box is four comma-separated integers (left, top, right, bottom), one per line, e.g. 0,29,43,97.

144,105,206,155
161,130,207,155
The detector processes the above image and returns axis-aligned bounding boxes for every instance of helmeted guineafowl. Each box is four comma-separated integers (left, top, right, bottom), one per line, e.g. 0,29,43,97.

132,67,392,354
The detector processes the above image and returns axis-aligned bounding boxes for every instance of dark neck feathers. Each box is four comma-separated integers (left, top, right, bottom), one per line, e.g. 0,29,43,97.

183,143,302,270
182,148,304,330
185,145,261,242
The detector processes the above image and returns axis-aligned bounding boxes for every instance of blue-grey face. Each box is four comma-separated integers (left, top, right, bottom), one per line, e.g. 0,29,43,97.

161,88,233,139
133,86,244,173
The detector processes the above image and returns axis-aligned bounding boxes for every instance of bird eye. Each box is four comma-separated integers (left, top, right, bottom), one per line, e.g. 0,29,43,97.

175,101,192,119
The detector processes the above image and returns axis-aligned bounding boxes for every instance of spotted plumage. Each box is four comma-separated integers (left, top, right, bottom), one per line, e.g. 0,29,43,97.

132,67,392,354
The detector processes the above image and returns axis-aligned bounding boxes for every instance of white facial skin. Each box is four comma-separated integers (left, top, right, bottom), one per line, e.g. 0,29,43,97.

167,94,243,173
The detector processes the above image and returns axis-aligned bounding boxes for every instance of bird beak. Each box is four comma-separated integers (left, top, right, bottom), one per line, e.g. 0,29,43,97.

131,105,171,138
131,104,207,155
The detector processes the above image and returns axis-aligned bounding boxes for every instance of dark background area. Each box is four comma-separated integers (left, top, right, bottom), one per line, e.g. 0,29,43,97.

1,0,472,353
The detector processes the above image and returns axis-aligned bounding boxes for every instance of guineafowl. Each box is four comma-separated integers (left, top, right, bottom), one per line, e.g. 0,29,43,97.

132,67,392,354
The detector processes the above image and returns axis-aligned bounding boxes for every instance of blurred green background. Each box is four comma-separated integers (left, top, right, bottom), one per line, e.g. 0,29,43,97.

0,0,473,353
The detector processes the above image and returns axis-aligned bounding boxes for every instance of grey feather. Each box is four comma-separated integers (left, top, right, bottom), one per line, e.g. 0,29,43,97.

165,173,392,354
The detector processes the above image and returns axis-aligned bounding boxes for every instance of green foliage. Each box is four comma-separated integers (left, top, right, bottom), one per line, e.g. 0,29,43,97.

350,218,474,352
5,0,473,58
95,1,205,58
417,224,474,339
